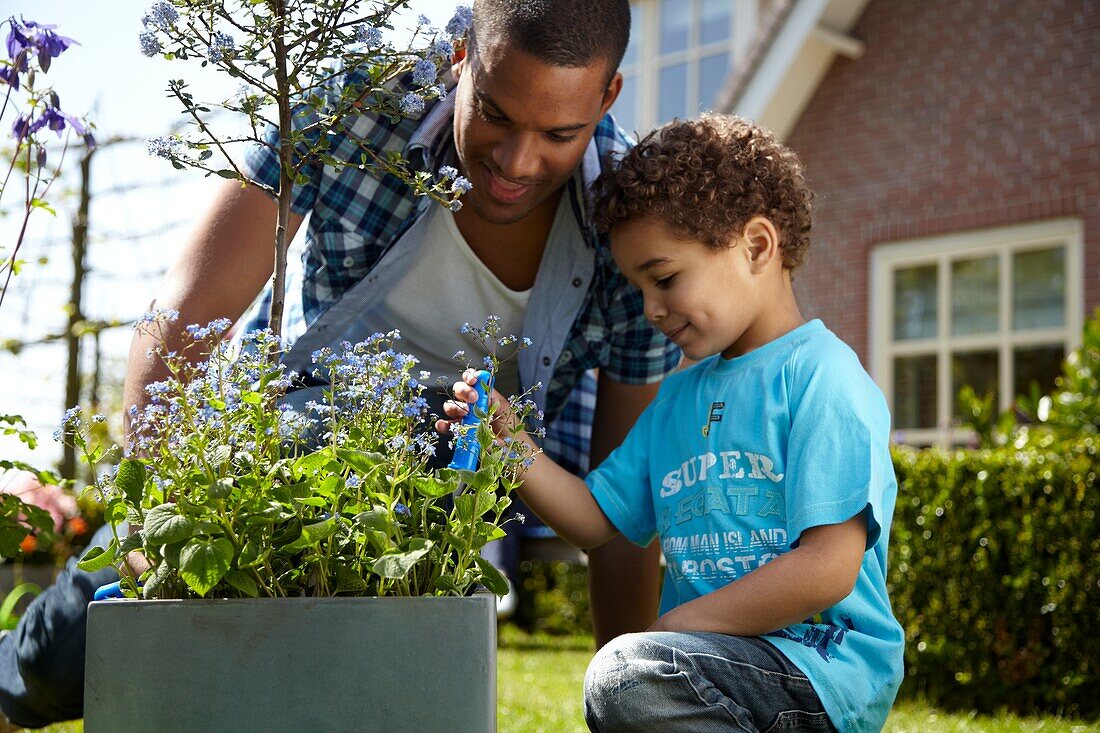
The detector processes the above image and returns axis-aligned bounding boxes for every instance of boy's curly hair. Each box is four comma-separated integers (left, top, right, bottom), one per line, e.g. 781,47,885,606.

593,114,813,270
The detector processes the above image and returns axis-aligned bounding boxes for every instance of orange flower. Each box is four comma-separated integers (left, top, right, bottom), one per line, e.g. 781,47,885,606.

67,516,89,536
19,534,37,554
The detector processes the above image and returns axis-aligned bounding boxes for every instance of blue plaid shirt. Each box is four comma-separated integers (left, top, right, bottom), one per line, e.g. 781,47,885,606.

240,69,681,476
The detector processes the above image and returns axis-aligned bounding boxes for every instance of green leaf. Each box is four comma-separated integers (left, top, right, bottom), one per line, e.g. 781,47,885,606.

163,540,184,569
412,475,454,499
454,489,495,523
214,169,238,179
353,506,391,533
273,481,311,502
179,537,233,596
144,503,197,546
337,449,386,473
104,496,128,525
334,563,368,593
302,517,338,543
225,569,259,597
208,445,232,468
238,540,266,568
474,555,510,597
29,198,56,215
315,474,340,499
372,538,432,580
433,575,460,594
77,542,118,572
293,450,331,477
142,562,172,599
209,478,234,500
114,459,147,506
119,530,145,555
241,391,262,405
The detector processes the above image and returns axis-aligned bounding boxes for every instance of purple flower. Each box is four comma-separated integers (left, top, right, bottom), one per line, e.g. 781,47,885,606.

451,176,473,194
446,6,473,38
22,21,77,73
5,23,31,69
6,19,78,74
142,2,179,31
10,114,30,143
412,58,437,86
207,31,234,64
139,30,161,57
355,23,382,47
399,92,425,117
438,165,458,180
146,135,180,159
33,106,88,138
0,65,20,91
431,37,454,58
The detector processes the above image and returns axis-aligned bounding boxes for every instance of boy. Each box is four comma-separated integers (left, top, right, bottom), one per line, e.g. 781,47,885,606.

443,114,904,732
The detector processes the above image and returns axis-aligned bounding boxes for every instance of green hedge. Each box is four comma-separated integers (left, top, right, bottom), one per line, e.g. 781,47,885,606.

890,437,1099,717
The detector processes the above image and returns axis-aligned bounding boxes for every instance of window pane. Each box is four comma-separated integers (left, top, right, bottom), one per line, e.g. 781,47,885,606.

952,350,998,419
612,74,638,138
622,3,643,68
893,264,938,341
699,0,732,45
660,0,691,55
894,355,937,429
1013,247,1065,330
1013,345,1064,399
658,63,688,122
697,52,730,111
951,256,998,336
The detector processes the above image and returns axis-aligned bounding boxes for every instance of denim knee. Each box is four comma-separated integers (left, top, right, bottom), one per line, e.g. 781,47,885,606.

583,633,675,732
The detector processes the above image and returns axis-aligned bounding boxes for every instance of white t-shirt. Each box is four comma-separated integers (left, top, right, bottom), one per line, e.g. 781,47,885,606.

355,202,531,397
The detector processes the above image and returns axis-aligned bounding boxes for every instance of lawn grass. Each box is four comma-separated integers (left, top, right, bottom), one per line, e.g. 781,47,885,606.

28,626,1099,732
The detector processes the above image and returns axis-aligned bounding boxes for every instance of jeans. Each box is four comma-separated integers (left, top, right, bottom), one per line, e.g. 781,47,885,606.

0,523,118,727
584,631,837,733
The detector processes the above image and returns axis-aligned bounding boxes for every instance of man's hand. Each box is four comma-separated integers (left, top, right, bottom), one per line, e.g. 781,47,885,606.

436,369,521,440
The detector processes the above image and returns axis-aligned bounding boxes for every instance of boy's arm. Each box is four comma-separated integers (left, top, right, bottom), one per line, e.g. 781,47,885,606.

650,514,867,635
586,375,663,646
511,433,618,550
441,373,618,550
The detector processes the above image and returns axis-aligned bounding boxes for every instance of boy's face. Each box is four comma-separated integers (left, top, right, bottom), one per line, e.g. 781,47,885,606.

611,217,766,361
451,39,622,226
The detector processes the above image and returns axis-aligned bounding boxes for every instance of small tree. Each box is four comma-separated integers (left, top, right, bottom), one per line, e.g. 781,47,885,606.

136,0,473,352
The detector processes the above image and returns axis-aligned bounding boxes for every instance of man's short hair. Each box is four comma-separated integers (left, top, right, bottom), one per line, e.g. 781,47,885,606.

593,114,814,271
472,0,631,82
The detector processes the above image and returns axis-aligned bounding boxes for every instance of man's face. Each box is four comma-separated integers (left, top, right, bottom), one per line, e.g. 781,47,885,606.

451,39,621,226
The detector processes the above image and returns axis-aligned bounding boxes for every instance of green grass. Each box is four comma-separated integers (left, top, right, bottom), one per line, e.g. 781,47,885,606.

28,627,1099,732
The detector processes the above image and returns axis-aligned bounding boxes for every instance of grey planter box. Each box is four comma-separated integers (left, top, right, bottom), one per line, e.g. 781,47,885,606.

84,594,496,732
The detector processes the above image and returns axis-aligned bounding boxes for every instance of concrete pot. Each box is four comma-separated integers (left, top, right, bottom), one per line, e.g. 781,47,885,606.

84,594,496,732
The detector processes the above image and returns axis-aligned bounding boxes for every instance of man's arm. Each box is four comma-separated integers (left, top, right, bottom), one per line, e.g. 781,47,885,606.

586,374,663,648
123,181,304,432
649,516,867,635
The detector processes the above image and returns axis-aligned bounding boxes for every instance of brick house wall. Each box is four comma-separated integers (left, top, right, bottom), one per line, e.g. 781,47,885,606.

785,0,1099,363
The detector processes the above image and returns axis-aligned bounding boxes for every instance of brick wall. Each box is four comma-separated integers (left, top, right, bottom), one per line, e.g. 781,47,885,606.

786,0,1100,363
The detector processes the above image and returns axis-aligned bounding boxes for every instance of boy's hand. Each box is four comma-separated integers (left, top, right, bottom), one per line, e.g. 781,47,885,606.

435,368,519,439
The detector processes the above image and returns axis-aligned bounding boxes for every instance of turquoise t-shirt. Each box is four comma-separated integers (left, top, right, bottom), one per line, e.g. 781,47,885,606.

586,320,904,733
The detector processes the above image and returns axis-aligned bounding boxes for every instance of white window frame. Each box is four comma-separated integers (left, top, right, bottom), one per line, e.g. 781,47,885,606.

618,0,758,134
869,218,1084,447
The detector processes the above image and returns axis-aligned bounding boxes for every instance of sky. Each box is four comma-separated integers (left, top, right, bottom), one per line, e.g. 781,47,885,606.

0,0,462,470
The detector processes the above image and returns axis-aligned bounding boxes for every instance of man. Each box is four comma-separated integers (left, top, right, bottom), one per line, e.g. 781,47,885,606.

0,1,679,727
